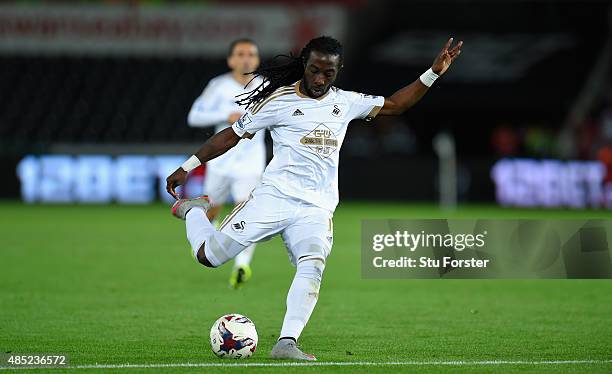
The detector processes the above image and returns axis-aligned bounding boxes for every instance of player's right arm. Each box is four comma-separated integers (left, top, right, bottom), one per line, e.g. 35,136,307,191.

188,80,241,127
166,127,240,199
166,104,276,199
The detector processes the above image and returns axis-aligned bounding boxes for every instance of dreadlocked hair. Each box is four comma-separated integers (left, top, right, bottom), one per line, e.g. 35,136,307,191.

236,36,343,110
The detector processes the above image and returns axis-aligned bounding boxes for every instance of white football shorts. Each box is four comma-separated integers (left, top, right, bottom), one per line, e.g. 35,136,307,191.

219,185,334,265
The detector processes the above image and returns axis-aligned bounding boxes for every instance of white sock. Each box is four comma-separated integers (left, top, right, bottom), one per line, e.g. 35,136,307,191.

185,207,246,267
279,259,325,340
234,244,256,268
185,208,216,259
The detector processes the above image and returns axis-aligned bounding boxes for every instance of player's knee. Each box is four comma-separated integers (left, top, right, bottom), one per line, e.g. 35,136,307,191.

199,232,246,268
292,237,329,269
296,256,325,284
197,244,215,268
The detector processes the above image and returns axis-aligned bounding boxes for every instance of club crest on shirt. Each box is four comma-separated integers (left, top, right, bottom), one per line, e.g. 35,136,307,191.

331,105,341,117
236,113,252,129
232,221,246,232
300,124,338,159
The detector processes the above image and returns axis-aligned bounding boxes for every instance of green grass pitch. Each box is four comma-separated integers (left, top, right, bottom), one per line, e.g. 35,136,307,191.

1,201,611,373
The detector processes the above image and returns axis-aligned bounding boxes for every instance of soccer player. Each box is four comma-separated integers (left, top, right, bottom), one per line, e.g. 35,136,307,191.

167,36,462,360
186,39,265,289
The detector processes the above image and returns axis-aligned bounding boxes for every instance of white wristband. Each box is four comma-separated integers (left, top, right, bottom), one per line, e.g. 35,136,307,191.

419,68,439,87
180,155,201,172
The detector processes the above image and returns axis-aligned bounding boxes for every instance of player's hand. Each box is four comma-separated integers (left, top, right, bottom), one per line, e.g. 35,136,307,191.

166,168,188,200
228,112,242,124
431,37,463,76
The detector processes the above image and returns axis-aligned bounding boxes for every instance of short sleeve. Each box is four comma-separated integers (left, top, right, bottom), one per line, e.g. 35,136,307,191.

231,103,277,139
347,92,385,122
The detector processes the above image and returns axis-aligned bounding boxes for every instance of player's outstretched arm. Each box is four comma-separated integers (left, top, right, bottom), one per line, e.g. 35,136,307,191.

187,81,243,127
166,127,240,199
379,37,462,116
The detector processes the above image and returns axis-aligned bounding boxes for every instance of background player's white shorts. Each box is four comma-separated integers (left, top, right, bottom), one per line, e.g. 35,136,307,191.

219,185,333,265
205,171,260,205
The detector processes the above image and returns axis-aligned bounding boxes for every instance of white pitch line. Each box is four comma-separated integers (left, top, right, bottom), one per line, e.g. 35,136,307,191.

1,359,611,370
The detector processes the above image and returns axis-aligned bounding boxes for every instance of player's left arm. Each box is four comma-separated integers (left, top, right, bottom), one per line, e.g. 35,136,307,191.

379,37,462,116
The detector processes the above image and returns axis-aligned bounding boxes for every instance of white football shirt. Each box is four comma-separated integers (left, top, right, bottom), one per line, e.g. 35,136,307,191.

188,73,266,177
231,81,385,212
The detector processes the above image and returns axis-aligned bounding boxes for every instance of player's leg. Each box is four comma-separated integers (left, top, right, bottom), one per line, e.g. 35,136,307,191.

172,197,246,267
270,207,333,361
228,175,260,289
172,186,286,268
203,171,231,225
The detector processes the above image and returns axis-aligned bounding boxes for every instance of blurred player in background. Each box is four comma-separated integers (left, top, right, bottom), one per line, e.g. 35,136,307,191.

168,36,462,360
187,39,265,289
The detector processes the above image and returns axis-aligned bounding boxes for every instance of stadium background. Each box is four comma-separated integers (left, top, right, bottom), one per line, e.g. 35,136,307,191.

1,0,612,372
1,0,611,207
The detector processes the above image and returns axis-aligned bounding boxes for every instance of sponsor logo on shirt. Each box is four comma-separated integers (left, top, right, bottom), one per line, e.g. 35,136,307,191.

300,124,338,159
292,109,304,116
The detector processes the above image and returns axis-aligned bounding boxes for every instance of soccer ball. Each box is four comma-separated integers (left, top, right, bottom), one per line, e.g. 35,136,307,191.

210,314,258,359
